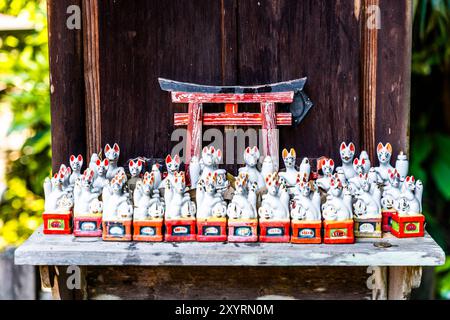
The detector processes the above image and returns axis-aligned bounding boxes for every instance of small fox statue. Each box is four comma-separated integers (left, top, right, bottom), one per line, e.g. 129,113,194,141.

227,172,257,220
258,172,290,220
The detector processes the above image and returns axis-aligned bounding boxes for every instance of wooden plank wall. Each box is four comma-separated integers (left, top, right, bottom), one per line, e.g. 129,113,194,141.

47,0,411,174
87,266,372,300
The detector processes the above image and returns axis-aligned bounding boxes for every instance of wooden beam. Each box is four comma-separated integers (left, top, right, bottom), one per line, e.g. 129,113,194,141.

47,0,86,172
361,0,379,160
82,0,102,156
260,102,279,170
174,113,292,126
185,103,203,165
388,266,422,300
171,91,294,104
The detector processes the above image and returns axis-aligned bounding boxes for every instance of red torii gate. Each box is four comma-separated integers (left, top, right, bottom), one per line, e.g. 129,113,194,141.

159,78,312,171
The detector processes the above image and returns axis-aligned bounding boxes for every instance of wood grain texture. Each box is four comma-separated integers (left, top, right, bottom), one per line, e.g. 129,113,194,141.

15,225,445,266
97,0,224,165
82,0,102,156
388,266,422,300
361,0,379,161
375,0,412,157
47,0,86,172
236,0,361,161
87,266,372,300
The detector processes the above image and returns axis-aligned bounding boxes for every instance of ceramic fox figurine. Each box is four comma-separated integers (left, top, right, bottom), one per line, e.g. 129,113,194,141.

381,169,402,211
336,142,357,180
196,172,227,219
261,155,275,182
43,172,73,213
58,164,72,191
353,173,382,219
291,175,321,221
69,154,83,186
104,143,124,180
316,158,335,191
102,171,133,221
360,151,371,173
160,154,181,189
73,168,102,216
88,153,100,179
151,163,162,189
279,148,299,187
375,142,394,183
128,158,144,192
299,158,311,181
258,172,290,220
321,176,353,221
164,171,196,219
395,176,423,216
133,172,165,220
215,169,229,197
190,146,222,188
239,146,265,191
227,172,257,219
348,157,368,190
92,158,109,192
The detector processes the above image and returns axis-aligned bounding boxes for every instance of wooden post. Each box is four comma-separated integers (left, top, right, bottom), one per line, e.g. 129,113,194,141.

361,0,379,160
388,266,422,300
82,0,102,156
185,103,203,165
260,102,279,170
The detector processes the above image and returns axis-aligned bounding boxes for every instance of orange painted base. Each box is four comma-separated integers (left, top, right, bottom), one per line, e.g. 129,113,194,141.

102,220,132,241
73,215,102,237
291,220,322,244
228,219,258,242
133,219,163,242
165,218,196,241
197,218,227,242
259,220,290,243
43,212,73,235
382,210,396,232
323,220,354,244
391,213,425,238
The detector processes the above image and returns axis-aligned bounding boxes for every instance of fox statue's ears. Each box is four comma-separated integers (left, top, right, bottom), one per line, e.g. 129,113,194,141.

377,142,393,154
113,143,120,152
341,142,355,152
165,155,172,165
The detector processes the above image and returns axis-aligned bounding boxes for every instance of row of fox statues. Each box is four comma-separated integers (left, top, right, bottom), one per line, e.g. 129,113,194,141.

42,141,424,243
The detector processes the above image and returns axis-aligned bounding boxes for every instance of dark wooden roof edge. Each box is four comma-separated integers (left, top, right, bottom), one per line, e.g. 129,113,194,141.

158,77,308,94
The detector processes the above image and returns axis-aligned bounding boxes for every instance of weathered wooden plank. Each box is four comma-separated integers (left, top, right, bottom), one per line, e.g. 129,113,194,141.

185,103,203,165
237,0,362,160
261,102,279,170
375,0,412,156
87,266,372,300
47,0,86,172
14,225,445,267
82,0,102,156
171,92,294,103
97,0,224,162
361,0,379,161
388,266,422,300
174,113,292,126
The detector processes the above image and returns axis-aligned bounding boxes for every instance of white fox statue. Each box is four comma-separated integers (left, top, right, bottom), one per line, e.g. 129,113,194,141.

196,172,227,219
73,168,102,216
227,172,258,220
133,172,165,220
102,171,133,221
164,171,196,219
291,174,321,221
258,172,290,220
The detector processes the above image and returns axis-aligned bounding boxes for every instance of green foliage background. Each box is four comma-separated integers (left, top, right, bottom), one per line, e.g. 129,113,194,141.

0,0,449,298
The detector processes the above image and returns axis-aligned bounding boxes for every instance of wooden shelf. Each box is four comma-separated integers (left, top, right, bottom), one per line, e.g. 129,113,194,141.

15,225,445,267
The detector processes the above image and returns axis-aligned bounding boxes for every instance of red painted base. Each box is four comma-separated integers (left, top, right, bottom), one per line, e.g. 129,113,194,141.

43,212,72,235
291,220,322,244
102,220,132,241
259,220,290,243
165,218,196,242
228,219,258,242
197,218,227,242
391,213,425,238
323,220,354,244
73,215,102,237
382,210,396,232
133,219,164,242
